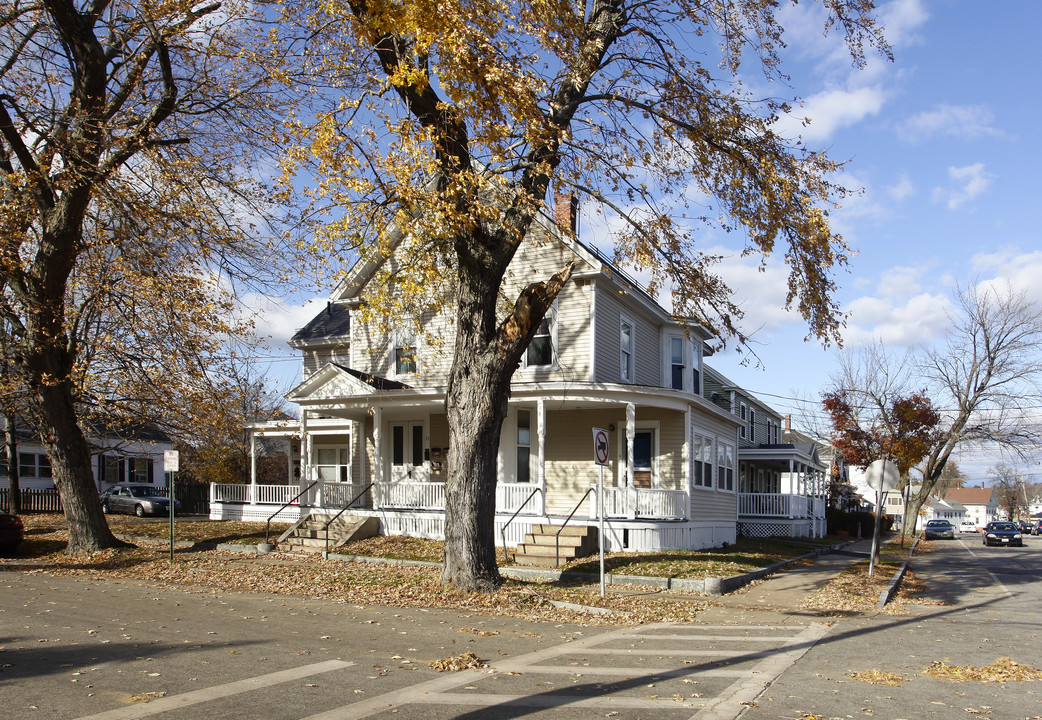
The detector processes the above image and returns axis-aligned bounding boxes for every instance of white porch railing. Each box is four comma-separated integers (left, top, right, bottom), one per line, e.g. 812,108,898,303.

211,483,313,506
739,493,810,518
321,482,372,508
496,483,542,514
591,486,688,520
208,481,547,517
376,481,442,510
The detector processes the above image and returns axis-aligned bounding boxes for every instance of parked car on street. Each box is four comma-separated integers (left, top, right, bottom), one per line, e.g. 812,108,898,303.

0,509,23,555
924,519,956,540
1033,520,1042,536
982,521,1023,547
1016,520,1033,534
959,519,978,533
100,483,180,517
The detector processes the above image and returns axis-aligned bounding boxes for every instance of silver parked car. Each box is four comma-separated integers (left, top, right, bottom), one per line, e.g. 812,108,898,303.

100,483,180,517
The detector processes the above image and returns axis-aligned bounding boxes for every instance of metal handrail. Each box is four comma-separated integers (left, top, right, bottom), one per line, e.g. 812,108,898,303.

555,488,593,567
323,482,376,556
265,481,318,544
500,488,541,563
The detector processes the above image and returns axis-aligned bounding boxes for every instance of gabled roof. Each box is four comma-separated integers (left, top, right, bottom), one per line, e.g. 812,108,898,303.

944,487,995,506
316,192,714,346
290,302,351,347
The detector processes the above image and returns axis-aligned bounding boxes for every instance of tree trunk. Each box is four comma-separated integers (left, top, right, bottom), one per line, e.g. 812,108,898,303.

439,226,571,593
21,224,125,552
28,375,125,552
5,414,19,514
440,242,514,592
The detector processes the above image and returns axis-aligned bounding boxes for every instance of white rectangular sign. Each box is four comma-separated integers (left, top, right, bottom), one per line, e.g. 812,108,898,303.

163,450,180,472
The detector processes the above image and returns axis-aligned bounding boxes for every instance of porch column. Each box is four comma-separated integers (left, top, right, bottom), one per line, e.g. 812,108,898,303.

536,399,546,516
788,459,794,515
303,412,316,505
249,431,257,506
683,408,692,521
356,418,366,486
372,407,383,507
286,437,293,486
626,403,636,519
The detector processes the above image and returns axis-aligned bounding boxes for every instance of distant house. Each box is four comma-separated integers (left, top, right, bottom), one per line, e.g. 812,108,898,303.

702,367,828,538
0,420,174,491
944,487,998,528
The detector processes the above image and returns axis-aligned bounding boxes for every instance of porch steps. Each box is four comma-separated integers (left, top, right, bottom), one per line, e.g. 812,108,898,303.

282,514,380,553
512,524,598,568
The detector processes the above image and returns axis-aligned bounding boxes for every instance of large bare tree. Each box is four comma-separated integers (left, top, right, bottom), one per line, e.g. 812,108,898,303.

0,0,298,551
904,284,1042,529
287,0,890,591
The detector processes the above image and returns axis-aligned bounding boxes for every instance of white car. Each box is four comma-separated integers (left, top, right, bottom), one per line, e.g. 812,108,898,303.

959,520,978,533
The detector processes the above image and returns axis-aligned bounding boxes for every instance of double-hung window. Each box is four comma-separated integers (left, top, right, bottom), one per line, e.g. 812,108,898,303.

620,316,634,382
717,442,735,491
670,337,685,390
690,428,714,488
395,329,417,375
516,410,531,483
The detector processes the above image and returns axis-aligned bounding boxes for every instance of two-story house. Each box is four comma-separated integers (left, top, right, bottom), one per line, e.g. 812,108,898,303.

221,198,745,553
702,368,828,538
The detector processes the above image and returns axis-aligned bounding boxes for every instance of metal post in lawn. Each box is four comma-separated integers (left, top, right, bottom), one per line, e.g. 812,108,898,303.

164,450,180,562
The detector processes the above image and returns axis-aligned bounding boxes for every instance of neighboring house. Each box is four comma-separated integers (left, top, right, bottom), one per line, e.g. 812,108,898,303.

227,196,746,552
1,421,174,491
702,367,828,538
944,487,998,528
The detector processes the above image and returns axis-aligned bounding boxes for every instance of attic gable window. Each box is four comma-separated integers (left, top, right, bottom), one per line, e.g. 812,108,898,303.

527,318,553,366
524,305,557,369
395,329,417,375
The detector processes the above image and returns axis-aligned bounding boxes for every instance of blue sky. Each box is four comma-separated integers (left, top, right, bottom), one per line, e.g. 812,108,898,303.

252,0,1041,483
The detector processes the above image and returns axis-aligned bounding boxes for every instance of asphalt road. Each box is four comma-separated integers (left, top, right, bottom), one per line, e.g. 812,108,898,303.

2,532,1040,720
738,532,1042,720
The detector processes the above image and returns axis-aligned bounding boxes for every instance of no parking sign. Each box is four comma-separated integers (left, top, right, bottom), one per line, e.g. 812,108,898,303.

592,427,610,466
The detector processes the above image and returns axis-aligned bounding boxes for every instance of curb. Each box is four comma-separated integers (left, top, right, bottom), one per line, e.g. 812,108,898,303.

877,561,908,609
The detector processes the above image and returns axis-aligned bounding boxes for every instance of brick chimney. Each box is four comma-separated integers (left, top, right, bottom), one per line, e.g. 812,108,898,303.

554,192,578,236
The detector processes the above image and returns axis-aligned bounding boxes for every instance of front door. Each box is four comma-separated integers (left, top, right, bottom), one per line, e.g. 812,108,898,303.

390,422,428,482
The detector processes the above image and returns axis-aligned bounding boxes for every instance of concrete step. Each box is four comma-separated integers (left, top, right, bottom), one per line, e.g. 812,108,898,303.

531,524,592,537
521,533,589,548
512,553,576,568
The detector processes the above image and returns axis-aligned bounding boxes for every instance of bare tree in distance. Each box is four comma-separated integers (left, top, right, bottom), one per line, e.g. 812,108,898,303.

989,463,1027,522
906,284,1042,531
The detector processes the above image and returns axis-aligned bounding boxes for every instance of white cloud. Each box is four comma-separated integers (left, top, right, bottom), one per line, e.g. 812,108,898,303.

775,86,887,142
931,163,993,209
887,173,915,202
240,293,326,348
970,248,1042,307
898,104,1000,143
876,0,929,48
843,291,953,348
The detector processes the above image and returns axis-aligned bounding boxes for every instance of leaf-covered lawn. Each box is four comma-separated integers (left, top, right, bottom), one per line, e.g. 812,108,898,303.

558,537,827,578
3,515,925,624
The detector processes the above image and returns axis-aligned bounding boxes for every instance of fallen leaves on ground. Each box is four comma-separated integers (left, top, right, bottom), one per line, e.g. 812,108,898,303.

799,558,943,616
3,517,710,626
429,652,486,671
922,657,1042,682
129,692,166,703
849,669,907,686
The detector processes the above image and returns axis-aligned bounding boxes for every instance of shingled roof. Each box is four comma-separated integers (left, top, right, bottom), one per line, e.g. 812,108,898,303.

290,302,351,346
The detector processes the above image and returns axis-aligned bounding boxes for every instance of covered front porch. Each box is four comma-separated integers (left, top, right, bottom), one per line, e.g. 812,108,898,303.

736,443,828,538
217,370,742,552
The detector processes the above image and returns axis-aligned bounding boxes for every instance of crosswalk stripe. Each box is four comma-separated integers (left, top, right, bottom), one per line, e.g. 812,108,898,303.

76,660,353,720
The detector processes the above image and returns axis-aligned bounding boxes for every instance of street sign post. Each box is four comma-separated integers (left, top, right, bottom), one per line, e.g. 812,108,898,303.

864,458,899,576
164,450,180,561
592,428,609,596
